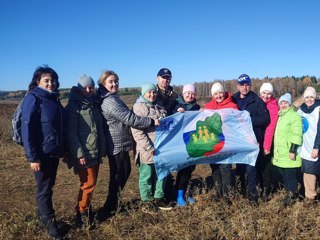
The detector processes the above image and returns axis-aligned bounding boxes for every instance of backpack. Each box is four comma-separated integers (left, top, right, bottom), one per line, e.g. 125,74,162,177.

12,92,41,146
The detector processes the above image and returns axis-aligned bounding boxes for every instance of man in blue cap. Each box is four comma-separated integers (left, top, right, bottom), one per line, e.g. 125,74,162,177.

154,68,180,204
232,74,270,205
156,68,179,115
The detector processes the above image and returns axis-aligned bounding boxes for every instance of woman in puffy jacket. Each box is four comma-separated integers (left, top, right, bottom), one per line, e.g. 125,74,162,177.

21,66,64,240
273,93,302,207
204,82,238,204
65,75,106,229
259,82,279,201
97,70,159,219
174,84,201,207
131,83,169,210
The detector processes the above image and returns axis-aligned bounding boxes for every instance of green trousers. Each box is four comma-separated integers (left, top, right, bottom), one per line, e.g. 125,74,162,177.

139,163,165,201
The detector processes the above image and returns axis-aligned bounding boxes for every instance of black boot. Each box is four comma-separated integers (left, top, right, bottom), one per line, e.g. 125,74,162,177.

280,192,296,208
44,218,63,240
262,187,271,203
76,211,94,230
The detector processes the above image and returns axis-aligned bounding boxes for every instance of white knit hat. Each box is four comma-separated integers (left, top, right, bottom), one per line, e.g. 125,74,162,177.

303,86,317,99
278,93,292,105
211,82,224,96
260,82,274,95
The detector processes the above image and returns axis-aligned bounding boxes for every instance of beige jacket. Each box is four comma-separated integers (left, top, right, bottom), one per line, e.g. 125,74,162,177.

131,96,167,164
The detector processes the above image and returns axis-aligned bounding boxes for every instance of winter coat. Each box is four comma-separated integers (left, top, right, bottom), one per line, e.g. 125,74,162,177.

131,96,167,164
65,86,107,171
21,86,65,162
98,84,153,156
273,107,302,168
233,91,270,148
175,96,201,111
204,92,238,110
263,97,279,152
156,85,179,115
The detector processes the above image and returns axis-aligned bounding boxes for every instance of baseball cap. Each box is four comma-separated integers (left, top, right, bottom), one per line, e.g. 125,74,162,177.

238,74,251,85
157,68,172,77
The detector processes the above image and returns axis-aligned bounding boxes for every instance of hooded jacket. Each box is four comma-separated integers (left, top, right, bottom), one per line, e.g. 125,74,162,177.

65,86,107,170
131,96,167,164
273,107,302,168
204,92,238,110
21,86,65,162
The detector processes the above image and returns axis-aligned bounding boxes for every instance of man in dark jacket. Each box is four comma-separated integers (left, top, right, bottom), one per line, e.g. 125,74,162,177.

156,68,179,115
155,68,179,203
232,74,270,204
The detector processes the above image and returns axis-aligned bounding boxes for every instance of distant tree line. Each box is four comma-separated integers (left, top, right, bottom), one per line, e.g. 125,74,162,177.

2,76,320,101
173,76,320,99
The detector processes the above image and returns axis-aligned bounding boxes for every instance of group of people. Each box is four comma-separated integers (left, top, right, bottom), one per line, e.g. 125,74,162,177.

20,66,320,240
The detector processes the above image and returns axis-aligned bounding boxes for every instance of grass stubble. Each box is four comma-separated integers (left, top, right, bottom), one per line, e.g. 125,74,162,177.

1,103,320,240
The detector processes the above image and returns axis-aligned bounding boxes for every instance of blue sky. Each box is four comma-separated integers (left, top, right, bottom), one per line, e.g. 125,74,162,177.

1,0,319,91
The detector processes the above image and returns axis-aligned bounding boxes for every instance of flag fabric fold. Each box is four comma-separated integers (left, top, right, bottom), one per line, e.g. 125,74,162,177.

153,109,259,180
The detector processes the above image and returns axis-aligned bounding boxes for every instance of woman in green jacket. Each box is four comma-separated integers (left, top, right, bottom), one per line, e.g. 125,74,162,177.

273,93,303,207
66,75,107,229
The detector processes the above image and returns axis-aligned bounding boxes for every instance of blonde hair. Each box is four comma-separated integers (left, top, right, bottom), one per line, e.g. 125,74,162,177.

99,70,119,85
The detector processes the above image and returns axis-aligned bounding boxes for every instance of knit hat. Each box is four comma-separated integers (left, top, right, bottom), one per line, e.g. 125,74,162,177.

278,93,292,105
260,82,274,95
78,74,95,89
211,82,224,96
183,84,196,95
303,86,317,99
140,82,157,96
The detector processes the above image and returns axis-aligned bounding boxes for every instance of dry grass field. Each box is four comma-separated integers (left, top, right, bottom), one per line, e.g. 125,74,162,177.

1,100,320,240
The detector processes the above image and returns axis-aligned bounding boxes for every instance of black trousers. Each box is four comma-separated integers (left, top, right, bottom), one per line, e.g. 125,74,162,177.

104,151,131,211
210,164,232,197
278,167,301,194
175,165,196,190
256,153,272,194
34,156,59,222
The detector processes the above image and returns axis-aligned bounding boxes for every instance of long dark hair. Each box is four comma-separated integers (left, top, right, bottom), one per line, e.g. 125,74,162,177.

28,65,59,91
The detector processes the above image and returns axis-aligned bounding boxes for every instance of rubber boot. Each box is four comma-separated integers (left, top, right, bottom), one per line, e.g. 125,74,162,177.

177,190,187,207
187,196,195,204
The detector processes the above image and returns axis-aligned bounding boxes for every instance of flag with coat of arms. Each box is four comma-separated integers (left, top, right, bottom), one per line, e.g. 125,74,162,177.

153,109,259,180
